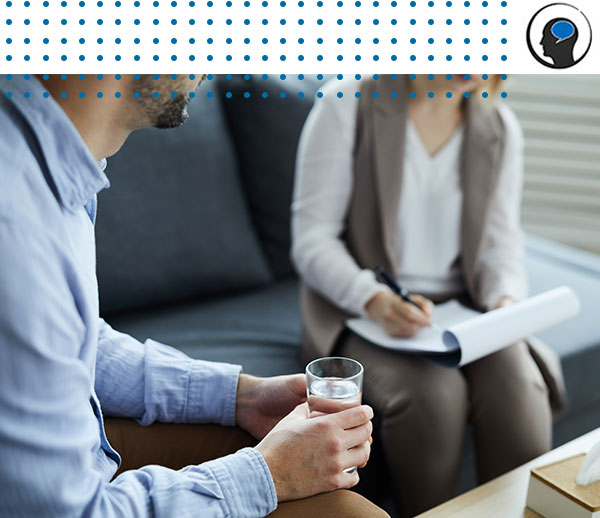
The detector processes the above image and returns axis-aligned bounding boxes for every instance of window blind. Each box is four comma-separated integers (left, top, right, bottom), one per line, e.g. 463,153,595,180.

507,75,600,254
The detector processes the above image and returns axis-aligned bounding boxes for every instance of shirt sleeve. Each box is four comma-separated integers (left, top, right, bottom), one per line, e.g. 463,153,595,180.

291,80,392,316
95,321,241,426
476,105,529,310
0,221,277,518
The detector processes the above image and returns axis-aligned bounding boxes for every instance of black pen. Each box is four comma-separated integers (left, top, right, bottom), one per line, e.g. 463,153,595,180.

375,266,439,330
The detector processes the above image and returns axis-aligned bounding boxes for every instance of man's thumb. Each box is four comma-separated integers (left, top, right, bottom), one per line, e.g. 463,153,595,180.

289,402,309,419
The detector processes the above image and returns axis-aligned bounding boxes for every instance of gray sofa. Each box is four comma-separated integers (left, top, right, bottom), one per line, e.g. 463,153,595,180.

96,75,600,514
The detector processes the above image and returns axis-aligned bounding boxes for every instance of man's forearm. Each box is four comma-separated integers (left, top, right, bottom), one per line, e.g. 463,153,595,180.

95,319,241,425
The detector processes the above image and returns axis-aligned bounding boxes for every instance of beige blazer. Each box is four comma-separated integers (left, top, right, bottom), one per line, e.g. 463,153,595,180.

300,75,566,416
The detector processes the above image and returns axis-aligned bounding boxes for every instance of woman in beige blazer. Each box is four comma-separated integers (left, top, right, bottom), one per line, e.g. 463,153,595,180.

292,75,565,517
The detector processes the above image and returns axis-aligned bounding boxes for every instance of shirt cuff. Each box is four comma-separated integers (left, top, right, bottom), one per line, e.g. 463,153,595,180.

347,269,393,317
482,282,527,310
204,447,278,518
186,359,242,426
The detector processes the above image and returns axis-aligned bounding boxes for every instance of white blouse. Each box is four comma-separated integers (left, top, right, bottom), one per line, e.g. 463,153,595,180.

291,78,528,316
397,118,465,296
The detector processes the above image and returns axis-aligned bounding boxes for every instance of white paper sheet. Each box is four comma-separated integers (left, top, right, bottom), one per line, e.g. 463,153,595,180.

444,286,581,366
345,286,580,367
346,300,479,354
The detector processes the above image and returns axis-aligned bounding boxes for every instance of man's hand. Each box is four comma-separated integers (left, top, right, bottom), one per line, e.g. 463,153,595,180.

236,373,307,440
366,291,433,337
255,403,374,502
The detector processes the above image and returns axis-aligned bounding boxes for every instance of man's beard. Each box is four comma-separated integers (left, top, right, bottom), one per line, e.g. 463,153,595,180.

136,76,198,129
151,94,190,129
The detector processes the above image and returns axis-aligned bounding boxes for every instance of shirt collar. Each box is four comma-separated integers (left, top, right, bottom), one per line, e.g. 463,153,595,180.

0,75,110,212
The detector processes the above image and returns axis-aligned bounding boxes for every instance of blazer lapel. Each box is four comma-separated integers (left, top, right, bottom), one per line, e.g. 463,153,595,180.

370,77,506,302
371,76,409,273
461,100,505,305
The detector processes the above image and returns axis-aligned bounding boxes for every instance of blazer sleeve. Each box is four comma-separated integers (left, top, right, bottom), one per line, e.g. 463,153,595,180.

476,104,528,310
291,80,391,316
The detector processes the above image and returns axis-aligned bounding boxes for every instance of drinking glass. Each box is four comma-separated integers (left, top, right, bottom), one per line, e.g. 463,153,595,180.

305,357,364,473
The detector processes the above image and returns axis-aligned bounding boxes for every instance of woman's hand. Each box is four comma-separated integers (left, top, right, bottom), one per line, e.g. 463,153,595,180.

365,291,434,338
493,295,517,310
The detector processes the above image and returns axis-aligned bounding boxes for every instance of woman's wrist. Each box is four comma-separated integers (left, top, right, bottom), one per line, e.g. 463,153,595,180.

365,291,392,321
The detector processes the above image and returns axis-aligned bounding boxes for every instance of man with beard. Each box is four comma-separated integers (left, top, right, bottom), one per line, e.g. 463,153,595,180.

0,74,386,518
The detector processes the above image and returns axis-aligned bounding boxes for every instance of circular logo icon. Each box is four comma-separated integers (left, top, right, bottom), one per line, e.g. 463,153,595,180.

527,3,592,69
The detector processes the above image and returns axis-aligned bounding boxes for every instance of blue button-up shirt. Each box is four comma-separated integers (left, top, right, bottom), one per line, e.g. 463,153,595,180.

0,76,277,518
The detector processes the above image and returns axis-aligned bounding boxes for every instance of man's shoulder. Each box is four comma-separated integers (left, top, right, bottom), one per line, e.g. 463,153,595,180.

0,101,59,224
0,101,31,178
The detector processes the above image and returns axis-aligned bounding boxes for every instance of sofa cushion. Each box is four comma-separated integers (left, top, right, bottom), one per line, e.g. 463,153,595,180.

217,75,321,279
106,279,303,377
96,86,273,315
524,235,600,417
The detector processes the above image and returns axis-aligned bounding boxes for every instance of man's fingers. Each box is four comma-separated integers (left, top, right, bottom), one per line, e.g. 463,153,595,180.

307,395,360,415
335,470,360,490
342,421,373,450
287,402,310,420
330,404,374,430
358,439,372,468
344,441,371,471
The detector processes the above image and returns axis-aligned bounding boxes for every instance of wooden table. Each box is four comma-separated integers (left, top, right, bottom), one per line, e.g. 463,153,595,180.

415,427,600,518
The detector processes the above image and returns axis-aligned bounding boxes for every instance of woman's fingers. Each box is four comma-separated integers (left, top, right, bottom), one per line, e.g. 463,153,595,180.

412,294,434,316
384,318,419,337
374,291,435,337
392,299,431,326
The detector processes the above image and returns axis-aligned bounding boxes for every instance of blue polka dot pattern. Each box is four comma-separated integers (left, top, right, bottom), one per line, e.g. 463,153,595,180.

1,2,511,88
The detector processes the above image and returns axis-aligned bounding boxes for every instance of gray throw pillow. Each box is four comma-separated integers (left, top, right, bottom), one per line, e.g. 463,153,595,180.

218,74,321,279
96,83,273,315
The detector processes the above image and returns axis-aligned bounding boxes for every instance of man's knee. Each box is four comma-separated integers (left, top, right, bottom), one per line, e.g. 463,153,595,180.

269,490,390,518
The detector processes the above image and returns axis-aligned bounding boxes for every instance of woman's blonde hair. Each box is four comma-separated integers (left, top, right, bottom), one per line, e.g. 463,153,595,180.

472,74,506,102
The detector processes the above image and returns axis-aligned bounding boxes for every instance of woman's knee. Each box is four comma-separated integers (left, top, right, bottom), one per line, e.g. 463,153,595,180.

467,345,552,465
339,336,469,438
467,343,550,419
376,362,469,435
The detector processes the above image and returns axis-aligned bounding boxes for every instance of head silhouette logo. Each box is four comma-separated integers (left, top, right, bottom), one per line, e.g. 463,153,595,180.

527,3,592,69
